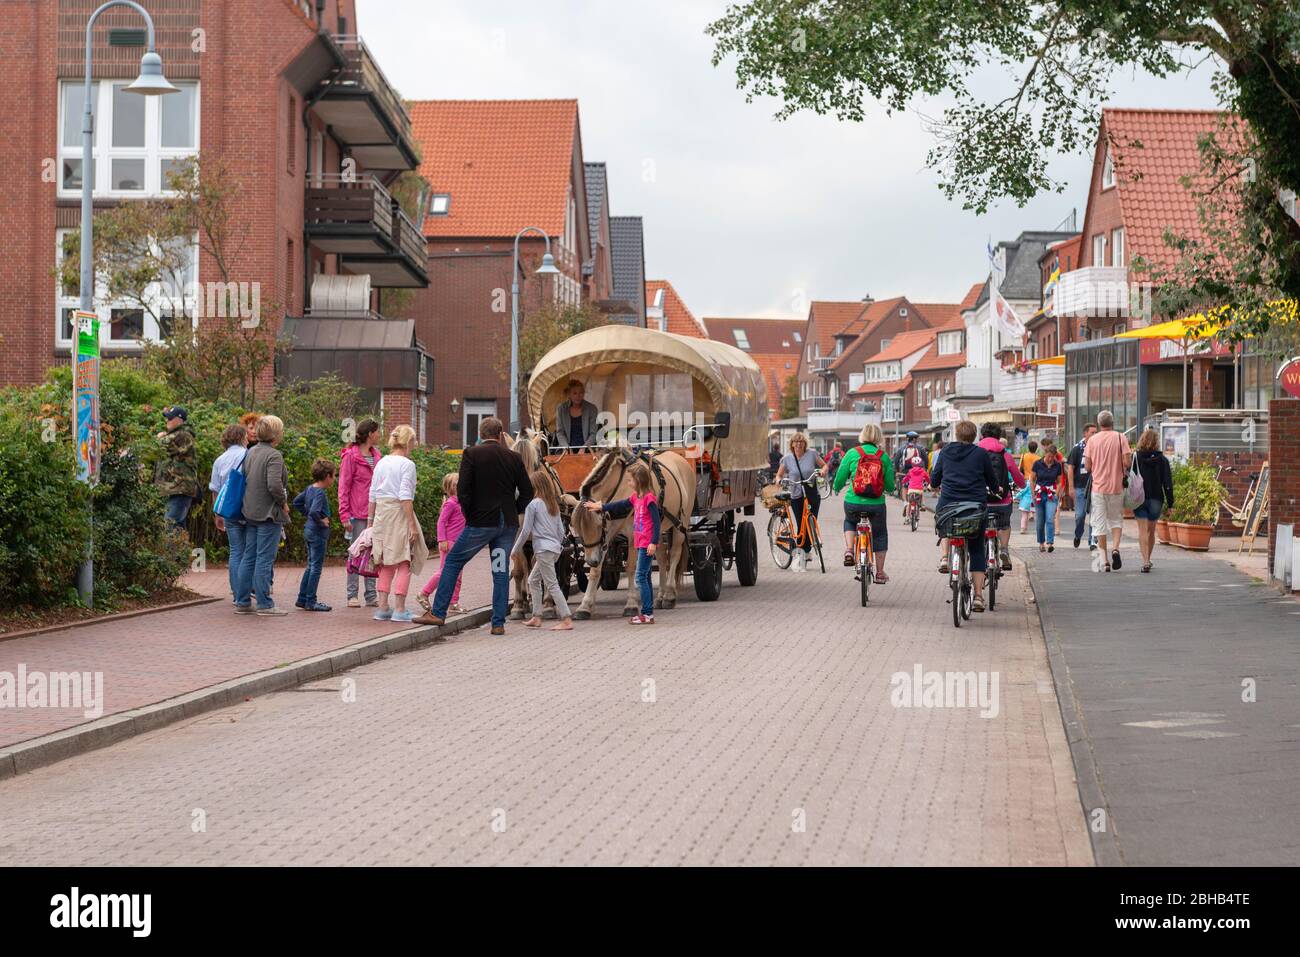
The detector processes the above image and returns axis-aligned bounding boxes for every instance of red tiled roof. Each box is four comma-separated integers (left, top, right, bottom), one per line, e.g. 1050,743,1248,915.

1100,108,1237,269
750,353,799,415
911,341,966,373
806,300,870,358
645,280,708,338
409,100,579,238
828,297,909,371
702,317,804,354
913,302,965,330
958,282,984,311
864,328,937,364
852,374,912,397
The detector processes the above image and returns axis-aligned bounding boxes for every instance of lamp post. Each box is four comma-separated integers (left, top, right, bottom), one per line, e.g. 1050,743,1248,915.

510,227,561,433
76,1,177,606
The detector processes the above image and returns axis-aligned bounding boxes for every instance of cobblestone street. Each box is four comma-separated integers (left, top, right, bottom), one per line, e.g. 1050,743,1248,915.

0,495,1091,866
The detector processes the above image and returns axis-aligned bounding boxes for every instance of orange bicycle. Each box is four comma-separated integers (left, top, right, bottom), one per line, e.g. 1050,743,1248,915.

853,512,874,606
766,476,825,573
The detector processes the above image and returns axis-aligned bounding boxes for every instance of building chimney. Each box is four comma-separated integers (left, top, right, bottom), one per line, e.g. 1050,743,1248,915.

862,294,874,304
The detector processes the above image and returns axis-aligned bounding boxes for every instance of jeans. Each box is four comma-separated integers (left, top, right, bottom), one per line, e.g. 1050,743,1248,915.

225,520,247,600
432,514,517,627
1036,498,1058,544
165,494,193,530
236,521,282,610
1073,487,1095,545
297,525,328,607
346,518,378,602
634,548,654,616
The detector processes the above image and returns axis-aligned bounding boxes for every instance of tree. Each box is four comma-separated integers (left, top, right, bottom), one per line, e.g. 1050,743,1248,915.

708,2,1300,334
56,155,280,406
780,371,800,419
511,301,610,379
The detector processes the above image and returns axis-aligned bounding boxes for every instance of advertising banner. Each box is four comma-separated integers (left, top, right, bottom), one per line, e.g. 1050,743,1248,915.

73,310,100,486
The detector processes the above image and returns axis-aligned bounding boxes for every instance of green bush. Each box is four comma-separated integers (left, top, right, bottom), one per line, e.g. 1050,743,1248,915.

1168,462,1224,525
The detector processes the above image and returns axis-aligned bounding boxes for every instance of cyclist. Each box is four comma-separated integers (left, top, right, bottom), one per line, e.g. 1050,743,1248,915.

833,423,895,583
902,452,930,523
894,431,924,512
930,420,1001,612
773,432,829,572
976,422,1026,572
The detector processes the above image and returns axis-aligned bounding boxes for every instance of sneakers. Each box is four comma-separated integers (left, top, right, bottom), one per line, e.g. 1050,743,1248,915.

306,602,332,612
391,610,413,623
234,604,256,615
255,606,289,617
999,552,1012,572
792,552,806,573
1073,536,1081,548
629,614,655,625
372,608,392,621
346,597,361,608
364,598,380,608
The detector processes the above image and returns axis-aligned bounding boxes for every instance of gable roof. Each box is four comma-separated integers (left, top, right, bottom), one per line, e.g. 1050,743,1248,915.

645,280,708,338
409,99,580,238
913,302,965,330
609,217,645,324
863,328,937,364
958,282,984,311
852,374,913,397
911,341,966,373
828,296,914,371
583,162,607,275
1097,108,1235,270
702,317,805,354
806,300,870,358
750,353,799,414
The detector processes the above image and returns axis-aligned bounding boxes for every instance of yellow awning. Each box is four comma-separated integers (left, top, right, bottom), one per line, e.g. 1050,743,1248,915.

1028,355,1064,366
1115,317,1222,341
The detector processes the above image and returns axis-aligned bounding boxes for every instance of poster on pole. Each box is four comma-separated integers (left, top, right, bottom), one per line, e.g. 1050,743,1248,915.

1160,422,1189,463
73,310,100,486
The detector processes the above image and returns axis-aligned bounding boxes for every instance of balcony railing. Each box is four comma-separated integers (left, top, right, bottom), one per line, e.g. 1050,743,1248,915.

1054,267,1132,318
809,395,833,412
304,175,428,288
314,36,419,171
954,366,993,398
810,355,834,375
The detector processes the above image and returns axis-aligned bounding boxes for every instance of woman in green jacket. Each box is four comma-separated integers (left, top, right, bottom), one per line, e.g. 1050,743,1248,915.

832,423,896,582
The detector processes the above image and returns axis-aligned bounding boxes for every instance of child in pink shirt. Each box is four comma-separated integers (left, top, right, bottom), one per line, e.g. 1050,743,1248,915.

904,456,930,494
417,473,467,615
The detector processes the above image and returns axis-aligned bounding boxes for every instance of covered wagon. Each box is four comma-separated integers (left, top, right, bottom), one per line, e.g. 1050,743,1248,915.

527,324,769,600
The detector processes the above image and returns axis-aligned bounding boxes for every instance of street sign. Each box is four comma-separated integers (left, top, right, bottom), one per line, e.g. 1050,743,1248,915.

73,310,100,486
945,407,961,423
1278,355,1300,398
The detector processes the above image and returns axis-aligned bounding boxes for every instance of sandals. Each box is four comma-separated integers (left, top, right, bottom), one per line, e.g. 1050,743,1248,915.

874,572,890,585
972,595,986,613
843,551,854,567
1142,563,1151,573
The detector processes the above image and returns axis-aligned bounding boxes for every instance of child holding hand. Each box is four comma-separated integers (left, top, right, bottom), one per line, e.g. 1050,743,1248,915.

583,462,660,625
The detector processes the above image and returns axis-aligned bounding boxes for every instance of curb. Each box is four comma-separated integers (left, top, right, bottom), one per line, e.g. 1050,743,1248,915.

0,607,493,782
0,596,222,643
1021,554,1125,867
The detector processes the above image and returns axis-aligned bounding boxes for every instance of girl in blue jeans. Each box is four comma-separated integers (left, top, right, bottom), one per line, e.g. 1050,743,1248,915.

292,459,336,611
584,462,660,625
1031,445,1065,551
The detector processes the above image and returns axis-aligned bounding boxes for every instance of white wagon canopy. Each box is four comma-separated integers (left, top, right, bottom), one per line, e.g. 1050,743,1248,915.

527,324,770,472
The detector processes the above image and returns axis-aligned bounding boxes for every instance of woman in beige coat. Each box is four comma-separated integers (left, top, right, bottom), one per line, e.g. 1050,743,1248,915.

366,425,428,622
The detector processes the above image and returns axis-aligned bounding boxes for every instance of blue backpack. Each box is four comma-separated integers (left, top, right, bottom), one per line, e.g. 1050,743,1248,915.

213,449,248,521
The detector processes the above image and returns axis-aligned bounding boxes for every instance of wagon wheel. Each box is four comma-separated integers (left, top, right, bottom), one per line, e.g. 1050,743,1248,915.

600,536,626,591
692,538,723,602
556,548,575,598
735,520,758,586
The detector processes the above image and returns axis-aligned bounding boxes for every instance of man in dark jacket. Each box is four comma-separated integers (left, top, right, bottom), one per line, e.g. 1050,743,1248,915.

930,420,1001,609
155,405,198,530
418,417,534,634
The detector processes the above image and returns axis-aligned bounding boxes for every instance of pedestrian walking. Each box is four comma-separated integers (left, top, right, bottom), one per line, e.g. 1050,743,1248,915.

339,418,383,608
1066,423,1098,550
235,415,291,616
155,405,198,530
833,423,895,582
209,423,248,601
1132,428,1174,573
416,473,467,616
1031,442,1065,552
929,438,945,471
512,467,574,631
1082,410,1131,572
415,417,533,635
826,443,844,496
1017,441,1040,533
292,458,336,612
367,425,428,623
774,432,829,572
584,461,660,625
976,422,1026,572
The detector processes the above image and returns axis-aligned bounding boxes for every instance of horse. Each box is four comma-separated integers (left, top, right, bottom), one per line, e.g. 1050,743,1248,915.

567,447,696,619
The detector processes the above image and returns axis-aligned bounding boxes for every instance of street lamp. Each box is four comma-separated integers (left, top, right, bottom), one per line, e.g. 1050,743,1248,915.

76,1,177,606
509,226,561,432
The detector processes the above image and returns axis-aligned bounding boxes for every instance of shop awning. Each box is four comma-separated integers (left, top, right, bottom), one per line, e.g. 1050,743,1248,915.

1115,318,1222,341
1027,355,1064,366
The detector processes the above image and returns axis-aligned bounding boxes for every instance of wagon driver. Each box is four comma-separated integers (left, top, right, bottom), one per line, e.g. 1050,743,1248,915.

554,379,601,449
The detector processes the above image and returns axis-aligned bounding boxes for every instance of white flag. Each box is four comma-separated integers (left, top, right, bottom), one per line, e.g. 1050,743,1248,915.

990,282,1025,339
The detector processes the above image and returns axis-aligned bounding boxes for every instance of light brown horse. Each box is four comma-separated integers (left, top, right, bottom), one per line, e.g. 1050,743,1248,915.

568,447,696,618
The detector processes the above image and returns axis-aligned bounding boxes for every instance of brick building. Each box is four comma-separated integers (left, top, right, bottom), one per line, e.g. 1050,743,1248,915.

645,280,707,338
1,0,433,426
702,316,804,417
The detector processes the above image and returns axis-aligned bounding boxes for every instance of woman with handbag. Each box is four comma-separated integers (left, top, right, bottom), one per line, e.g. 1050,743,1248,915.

1132,428,1174,573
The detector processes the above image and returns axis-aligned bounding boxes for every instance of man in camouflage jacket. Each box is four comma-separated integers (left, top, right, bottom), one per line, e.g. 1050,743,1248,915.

156,405,199,530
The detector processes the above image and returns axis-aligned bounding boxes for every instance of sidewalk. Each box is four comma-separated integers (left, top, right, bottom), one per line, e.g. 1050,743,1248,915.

1016,517,1300,865
0,553,493,749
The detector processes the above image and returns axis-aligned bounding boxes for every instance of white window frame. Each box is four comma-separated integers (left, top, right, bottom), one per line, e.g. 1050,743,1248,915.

883,395,903,422
733,329,750,350
58,80,200,200
1102,147,1116,189
1092,233,1107,267
463,400,497,444
1111,227,1125,267
55,227,199,350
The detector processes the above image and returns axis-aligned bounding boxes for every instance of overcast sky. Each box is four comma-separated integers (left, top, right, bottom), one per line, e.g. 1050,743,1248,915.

364,0,1222,319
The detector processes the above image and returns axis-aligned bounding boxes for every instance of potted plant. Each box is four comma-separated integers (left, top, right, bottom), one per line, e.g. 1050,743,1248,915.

1166,462,1222,550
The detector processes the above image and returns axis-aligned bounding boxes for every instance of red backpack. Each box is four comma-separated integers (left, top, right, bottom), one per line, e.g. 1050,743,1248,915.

852,446,885,497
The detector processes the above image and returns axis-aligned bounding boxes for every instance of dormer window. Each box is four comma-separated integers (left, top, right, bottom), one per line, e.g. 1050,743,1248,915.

429,193,451,215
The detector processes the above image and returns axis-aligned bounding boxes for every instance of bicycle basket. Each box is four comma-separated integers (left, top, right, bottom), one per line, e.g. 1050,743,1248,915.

935,502,986,538
760,483,783,510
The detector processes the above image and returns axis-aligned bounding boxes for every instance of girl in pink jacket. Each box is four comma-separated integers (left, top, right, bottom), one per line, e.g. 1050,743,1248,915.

417,473,467,615
339,421,383,607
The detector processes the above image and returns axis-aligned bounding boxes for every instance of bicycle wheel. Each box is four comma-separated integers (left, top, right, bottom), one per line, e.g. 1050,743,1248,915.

910,506,918,532
950,545,961,629
858,530,871,606
987,541,998,610
960,549,973,621
809,516,825,573
768,511,793,569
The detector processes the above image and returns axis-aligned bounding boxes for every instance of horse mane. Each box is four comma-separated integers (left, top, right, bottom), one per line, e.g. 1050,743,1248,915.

579,449,619,500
